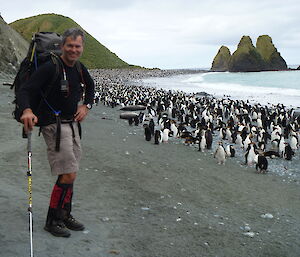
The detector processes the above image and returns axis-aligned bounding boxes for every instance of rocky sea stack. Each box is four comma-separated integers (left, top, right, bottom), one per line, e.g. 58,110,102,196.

211,46,231,72
211,35,287,72
256,35,287,70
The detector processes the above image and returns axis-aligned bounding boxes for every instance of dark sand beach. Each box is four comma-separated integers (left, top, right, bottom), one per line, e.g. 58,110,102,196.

0,73,299,257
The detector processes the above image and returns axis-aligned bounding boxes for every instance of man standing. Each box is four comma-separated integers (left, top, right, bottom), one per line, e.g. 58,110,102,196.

18,28,95,237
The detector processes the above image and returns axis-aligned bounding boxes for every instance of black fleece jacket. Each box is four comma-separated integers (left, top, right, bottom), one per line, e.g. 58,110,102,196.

17,58,95,126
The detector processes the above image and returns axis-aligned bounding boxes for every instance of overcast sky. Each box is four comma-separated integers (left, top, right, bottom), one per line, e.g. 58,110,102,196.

2,0,300,69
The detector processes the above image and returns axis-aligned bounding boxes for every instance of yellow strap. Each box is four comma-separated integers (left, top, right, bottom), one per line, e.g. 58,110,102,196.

29,43,36,62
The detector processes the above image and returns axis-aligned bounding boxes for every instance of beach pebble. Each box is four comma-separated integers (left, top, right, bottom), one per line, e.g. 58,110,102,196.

243,232,255,238
244,226,251,231
261,213,274,219
109,250,120,255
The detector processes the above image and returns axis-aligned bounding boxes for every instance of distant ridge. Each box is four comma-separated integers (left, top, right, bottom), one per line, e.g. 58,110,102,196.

10,13,132,69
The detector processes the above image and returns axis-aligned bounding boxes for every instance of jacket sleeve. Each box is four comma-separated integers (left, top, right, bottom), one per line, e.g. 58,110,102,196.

17,62,56,113
81,64,95,106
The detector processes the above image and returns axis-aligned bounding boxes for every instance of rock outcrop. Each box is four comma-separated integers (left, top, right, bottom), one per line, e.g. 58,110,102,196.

256,35,287,70
211,35,288,72
0,15,28,78
228,36,266,72
211,46,231,71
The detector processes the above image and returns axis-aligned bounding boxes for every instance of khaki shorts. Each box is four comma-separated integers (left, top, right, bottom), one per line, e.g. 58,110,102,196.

42,122,82,176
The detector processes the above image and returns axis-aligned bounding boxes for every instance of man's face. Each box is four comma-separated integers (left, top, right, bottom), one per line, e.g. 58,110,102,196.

61,36,83,66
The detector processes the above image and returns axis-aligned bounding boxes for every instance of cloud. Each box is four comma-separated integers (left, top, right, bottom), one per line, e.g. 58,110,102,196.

1,0,300,68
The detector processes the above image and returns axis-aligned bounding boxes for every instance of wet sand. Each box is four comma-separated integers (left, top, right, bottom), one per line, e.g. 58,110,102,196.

0,75,299,257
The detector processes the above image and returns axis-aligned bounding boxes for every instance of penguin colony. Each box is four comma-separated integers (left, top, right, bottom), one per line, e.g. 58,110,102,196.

91,69,300,174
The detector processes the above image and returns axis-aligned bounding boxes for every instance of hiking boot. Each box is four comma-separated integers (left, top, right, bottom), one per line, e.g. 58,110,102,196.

64,215,85,231
44,220,71,237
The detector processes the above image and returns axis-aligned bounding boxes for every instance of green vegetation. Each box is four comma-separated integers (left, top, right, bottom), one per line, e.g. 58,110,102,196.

10,13,132,69
256,35,287,70
211,46,231,71
229,36,266,72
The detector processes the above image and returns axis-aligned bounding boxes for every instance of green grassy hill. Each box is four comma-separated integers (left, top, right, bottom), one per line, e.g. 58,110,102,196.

10,13,132,69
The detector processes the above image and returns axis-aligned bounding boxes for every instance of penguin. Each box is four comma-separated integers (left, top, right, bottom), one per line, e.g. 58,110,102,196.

162,128,170,143
199,132,206,152
271,138,280,151
290,135,298,151
154,130,162,145
278,136,285,157
144,124,152,141
236,133,243,148
149,119,155,136
170,121,178,138
257,118,263,128
243,134,252,150
205,129,213,149
254,154,268,173
214,142,226,165
225,127,232,141
225,145,235,157
258,141,266,151
283,143,294,160
245,143,257,166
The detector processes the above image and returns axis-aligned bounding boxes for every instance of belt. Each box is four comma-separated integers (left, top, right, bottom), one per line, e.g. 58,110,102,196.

54,117,82,152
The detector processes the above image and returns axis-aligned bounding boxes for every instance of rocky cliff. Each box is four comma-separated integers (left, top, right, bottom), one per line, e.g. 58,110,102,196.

211,46,231,71
228,36,266,72
0,15,28,79
256,35,287,70
211,35,288,72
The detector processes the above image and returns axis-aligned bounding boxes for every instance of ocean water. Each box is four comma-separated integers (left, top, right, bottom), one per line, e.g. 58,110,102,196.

142,70,300,108
142,71,300,183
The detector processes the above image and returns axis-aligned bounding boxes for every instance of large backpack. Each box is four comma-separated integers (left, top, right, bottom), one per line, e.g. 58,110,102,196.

11,31,85,126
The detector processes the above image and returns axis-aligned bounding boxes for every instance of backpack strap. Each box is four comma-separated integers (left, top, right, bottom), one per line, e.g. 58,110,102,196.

75,61,86,100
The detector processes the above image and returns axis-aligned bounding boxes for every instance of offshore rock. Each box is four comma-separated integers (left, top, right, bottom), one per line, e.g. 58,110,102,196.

256,35,287,70
228,36,266,72
211,46,231,71
211,35,288,72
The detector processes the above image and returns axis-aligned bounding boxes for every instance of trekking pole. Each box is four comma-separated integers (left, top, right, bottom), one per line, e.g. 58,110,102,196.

27,131,34,257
